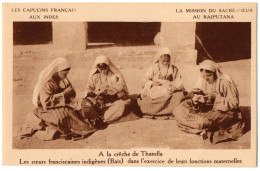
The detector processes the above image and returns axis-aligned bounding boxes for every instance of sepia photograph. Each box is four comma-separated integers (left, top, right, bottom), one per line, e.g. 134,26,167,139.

2,3,257,167
13,21,251,149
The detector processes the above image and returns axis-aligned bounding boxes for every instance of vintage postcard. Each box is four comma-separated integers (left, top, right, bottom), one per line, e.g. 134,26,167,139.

2,3,257,167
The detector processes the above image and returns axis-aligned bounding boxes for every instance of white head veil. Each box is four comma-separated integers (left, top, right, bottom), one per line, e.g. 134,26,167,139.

88,55,121,79
32,57,70,106
153,47,171,64
88,55,129,95
199,59,232,81
196,60,238,96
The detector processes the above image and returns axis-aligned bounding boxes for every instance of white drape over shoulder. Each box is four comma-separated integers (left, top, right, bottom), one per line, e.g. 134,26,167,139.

32,57,70,106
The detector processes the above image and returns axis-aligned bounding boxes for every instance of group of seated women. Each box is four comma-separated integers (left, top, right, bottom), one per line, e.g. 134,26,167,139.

19,47,245,144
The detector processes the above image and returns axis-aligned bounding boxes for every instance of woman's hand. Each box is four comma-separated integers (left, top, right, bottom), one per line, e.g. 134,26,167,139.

204,93,217,104
152,81,163,86
192,94,204,104
63,85,74,97
105,86,117,95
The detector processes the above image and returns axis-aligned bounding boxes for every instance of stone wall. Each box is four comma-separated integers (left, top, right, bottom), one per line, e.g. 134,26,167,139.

160,22,197,64
52,22,87,50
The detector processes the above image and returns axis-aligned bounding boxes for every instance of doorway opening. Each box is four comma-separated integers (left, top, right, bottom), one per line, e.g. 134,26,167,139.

195,22,251,63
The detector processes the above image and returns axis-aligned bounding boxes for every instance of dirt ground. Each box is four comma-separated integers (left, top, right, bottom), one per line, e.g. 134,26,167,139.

12,45,251,149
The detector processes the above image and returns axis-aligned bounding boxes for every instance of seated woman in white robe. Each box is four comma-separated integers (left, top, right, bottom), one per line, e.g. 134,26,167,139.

83,55,130,123
173,60,245,144
137,47,185,119
19,58,96,140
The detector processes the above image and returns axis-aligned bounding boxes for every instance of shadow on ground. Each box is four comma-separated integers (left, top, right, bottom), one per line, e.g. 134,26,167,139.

13,105,251,149
240,106,251,134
